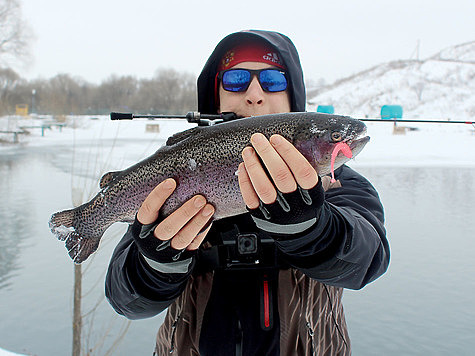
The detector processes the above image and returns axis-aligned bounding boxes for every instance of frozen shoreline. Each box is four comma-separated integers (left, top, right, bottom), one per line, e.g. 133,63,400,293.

0,347,27,356
1,115,474,169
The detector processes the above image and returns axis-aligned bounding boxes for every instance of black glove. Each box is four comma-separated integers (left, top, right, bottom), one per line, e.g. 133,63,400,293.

247,179,325,240
131,216,196,274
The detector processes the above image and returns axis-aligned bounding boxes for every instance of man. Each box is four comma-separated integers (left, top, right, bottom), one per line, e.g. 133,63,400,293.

106,30,390,355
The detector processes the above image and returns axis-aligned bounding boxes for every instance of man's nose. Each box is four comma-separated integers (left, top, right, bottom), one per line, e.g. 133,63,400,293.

245,77,264,105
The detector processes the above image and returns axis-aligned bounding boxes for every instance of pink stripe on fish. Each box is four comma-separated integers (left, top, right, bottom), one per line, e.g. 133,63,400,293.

330,142,353,183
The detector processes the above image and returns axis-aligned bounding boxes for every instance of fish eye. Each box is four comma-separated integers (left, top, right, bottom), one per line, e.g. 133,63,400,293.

331,132,343,142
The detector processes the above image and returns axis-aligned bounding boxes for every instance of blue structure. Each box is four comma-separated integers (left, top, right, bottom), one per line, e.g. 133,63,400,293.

380,105,403,120
316,105,335,114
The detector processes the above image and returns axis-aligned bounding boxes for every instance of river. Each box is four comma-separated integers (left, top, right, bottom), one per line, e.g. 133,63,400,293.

0,137,474,355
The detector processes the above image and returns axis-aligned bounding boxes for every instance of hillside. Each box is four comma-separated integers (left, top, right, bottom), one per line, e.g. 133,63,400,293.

308,41,475,121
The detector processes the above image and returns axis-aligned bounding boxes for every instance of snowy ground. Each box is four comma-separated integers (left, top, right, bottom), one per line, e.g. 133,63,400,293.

0,348,26,356
1,114,474,169
351,117,475,168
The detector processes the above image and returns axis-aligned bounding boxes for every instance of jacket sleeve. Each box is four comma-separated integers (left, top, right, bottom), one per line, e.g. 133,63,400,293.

274,165,390,290
105,225,190,320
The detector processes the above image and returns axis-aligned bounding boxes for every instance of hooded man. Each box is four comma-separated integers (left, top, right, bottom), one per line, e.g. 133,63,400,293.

106,30,390,356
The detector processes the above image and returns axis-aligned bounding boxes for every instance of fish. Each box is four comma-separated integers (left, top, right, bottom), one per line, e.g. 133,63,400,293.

49,112,369,263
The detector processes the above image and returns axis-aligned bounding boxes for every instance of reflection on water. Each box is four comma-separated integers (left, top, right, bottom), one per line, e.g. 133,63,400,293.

0,156,36,289
0,142,474,355
0,144,160,356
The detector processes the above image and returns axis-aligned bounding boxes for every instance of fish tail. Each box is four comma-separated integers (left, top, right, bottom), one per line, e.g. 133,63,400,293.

49,208,102,264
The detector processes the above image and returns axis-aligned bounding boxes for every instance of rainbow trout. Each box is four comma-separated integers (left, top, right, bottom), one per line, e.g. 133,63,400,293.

49,112,369,263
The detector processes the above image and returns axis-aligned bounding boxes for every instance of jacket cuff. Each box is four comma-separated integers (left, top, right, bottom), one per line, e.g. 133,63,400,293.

251,215,317,235
274,202,331,254
140,253,194,274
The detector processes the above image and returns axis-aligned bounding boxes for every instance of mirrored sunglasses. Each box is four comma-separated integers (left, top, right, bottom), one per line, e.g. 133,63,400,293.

218,68,288,93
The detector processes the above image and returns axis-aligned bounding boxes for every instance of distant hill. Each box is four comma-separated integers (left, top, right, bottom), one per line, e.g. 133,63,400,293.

307,41,475,121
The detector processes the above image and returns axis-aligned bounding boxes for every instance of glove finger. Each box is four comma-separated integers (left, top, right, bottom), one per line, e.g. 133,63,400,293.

249,179,324,223
132,217,190,262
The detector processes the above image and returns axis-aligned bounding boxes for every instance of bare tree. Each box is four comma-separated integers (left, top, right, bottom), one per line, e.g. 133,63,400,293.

41,73,84,114
133,68,197,114
0,67,198,115
0,67,20,114
95,74,138,112
0,0,34,68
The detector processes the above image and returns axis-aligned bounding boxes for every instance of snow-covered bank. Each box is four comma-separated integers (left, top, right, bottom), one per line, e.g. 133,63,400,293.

1,115,474,170
0,347,27,356
352,119,475,168
308,41,475,121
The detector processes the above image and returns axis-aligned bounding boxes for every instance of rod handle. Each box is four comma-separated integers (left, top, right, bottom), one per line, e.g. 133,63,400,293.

110,112,133,120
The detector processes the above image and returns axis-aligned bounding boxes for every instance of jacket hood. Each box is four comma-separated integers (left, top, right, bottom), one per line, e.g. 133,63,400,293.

197,30,306,114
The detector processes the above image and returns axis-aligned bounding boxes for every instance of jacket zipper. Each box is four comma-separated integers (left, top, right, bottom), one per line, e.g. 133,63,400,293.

169,314,181,354
306,321,316,356
236,319,243,356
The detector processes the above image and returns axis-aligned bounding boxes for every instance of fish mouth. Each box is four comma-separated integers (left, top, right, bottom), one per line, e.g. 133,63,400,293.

328,134,369,181
347,135,370,157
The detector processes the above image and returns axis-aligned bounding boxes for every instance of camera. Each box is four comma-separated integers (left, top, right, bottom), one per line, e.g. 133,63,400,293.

237,234,258,255
198,224,283,271
224,232,278,270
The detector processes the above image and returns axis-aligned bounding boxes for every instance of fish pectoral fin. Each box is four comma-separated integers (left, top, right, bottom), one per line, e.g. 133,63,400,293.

99,171,121,189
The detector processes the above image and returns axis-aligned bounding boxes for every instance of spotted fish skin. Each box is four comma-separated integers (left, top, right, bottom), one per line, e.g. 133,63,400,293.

49,112,369,263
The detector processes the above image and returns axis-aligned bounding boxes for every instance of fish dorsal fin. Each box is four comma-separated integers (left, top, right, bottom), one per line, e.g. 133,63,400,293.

99,171,120,189
166,127,200,146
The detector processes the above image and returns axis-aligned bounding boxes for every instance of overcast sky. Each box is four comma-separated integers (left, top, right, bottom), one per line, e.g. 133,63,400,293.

19,0,475,85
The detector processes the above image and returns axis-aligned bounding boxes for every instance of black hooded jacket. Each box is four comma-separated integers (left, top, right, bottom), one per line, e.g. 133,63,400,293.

105,30,390,356
197,30,306,114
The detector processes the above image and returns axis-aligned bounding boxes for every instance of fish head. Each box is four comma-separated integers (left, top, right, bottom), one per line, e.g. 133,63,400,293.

293,114,369,176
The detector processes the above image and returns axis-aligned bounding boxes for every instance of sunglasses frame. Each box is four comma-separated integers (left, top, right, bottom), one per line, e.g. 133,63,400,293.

218,68,288,93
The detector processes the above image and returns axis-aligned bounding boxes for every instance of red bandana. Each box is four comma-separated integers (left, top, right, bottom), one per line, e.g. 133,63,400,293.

218,43,285,71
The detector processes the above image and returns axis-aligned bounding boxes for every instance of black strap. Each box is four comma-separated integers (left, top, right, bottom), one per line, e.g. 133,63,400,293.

196,225,287,272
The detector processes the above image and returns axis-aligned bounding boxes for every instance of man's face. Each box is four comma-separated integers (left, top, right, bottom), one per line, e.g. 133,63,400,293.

218,61,291,117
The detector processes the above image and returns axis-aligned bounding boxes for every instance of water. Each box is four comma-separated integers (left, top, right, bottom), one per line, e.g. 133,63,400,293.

343,166,475,355
1,142,474,355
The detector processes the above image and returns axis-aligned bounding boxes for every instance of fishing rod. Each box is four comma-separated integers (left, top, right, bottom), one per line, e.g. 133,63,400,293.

110,111,240,126
359,118,475,125
359,118,475,130
111,111,475,128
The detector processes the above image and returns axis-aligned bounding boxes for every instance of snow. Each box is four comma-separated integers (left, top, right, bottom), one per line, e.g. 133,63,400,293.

302,41,475,169
0,114,473,171
0,114,193,146
354,120,474,168
1,42,473,169
0,347,27,356
308,41,475,121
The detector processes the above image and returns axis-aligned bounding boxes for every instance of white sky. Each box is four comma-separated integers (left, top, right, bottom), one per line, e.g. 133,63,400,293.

19,0,475,85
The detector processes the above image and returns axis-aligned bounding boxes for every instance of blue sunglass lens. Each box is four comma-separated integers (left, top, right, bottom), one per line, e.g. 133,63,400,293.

221,69,287,92
222,70,251,92
259,70,287,92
